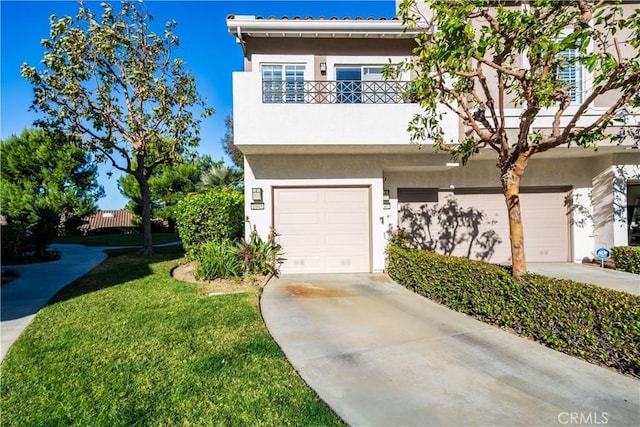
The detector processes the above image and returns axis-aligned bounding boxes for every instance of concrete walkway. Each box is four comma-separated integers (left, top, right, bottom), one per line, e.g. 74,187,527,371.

528,262,640,295
1,244,111,362
262,274,639,427
1,241,183,363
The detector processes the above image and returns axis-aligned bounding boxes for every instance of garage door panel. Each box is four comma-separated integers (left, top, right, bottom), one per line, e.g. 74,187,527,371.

277,234,323,249
399,189,569,263
275,187,370,274
326,254,369,270
278,190,320,204
277,212,322,226
326,212,368,225
325,239,369,254
287,257,323,271
324,188,368,203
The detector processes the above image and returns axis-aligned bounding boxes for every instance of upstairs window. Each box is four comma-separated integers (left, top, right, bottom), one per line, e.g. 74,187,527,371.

336,66,400,104
262,64,305,103
557,48,584,105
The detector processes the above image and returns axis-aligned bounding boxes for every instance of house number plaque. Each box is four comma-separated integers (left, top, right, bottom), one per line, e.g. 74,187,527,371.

251,203,265,210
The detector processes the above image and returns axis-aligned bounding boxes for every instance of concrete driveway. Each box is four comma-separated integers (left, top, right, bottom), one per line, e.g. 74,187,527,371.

527,262,639,295
261,274,639,427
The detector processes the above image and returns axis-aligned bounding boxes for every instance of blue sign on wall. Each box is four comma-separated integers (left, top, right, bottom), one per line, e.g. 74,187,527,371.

595,247,611,259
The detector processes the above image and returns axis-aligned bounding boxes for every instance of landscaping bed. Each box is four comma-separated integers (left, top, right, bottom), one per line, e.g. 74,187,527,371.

387,244,640,378
171,260,268,295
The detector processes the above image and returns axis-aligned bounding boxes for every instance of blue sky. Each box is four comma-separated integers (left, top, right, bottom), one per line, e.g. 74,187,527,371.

1,0,396,209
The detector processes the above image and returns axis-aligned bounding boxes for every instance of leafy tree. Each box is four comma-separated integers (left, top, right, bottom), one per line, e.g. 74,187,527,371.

0,128,104,253
117,155,216,228
198,163,244,191
396,0,640,276
221,114,243,169
22,1,213,255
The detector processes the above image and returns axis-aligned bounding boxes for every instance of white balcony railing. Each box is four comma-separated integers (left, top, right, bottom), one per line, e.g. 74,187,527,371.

233,72,452,149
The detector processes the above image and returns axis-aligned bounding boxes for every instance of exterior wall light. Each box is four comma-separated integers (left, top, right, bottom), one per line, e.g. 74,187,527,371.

383,189,391,210
319,62,327,75
252,188,263,202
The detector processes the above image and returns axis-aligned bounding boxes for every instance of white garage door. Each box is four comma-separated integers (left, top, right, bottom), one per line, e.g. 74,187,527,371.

398,188,569,263
274,187,370,273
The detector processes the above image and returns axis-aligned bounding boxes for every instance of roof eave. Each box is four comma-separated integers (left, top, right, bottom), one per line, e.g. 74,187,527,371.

226,16,419,40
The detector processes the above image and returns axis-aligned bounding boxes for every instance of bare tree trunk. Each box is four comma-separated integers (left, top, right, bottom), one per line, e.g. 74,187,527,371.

502,155,528,277
137,173,154,255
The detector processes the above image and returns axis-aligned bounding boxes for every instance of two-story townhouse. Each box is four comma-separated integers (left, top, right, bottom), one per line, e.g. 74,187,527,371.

227,4,640,275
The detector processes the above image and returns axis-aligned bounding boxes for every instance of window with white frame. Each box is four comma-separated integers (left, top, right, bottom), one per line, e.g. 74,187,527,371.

261,64,305,103
557,47,584,105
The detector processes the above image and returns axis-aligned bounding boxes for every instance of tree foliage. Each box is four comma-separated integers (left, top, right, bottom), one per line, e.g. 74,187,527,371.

21,1,213,254
0,128,103,233
396,0,640,276
221,114,243,169
117,155,216,226
198,163,244,192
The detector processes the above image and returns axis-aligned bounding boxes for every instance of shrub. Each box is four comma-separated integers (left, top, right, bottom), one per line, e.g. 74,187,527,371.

195,239,242,280
175,190,244,258
611,246,640,274
236,227,284,276
387,244,640,377
1,225,26,264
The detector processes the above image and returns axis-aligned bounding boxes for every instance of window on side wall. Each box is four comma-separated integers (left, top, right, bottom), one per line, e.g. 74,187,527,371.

557,47,584,105
261,64,305,103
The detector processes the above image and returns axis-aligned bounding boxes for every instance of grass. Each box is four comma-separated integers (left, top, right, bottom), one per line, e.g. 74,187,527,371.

53,232,180,246
0,246,343,426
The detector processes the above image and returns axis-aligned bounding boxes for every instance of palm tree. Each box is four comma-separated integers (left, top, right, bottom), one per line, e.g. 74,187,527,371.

198,163,243,191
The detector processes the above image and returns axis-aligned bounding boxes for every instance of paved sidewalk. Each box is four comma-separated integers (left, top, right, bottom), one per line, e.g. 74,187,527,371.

1,241,183,363
1,244,111,362
528,262,640,295
262,274,640,427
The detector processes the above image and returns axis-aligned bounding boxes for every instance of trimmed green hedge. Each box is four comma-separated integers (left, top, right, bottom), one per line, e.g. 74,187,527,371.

612,246,640,274
387,245,640,377
175,190,244,258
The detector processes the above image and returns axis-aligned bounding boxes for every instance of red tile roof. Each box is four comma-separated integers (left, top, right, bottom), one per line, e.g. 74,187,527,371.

79,210,134,233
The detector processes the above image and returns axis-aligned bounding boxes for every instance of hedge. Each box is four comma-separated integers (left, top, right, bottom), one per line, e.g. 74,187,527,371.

1,225,26,264
611,246,640,274
175,190,244,258
387,245,640,377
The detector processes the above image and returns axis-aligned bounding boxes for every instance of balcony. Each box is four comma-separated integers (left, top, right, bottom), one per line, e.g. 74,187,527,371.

233,71,456,154
262,80,414,104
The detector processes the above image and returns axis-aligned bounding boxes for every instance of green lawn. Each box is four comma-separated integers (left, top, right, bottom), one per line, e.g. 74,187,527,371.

0,246,343,426
54,232,180,246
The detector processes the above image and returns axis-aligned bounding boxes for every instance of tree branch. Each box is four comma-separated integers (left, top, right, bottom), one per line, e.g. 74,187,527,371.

476,65,499,131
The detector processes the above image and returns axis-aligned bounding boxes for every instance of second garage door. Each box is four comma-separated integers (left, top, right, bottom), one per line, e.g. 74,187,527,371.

398,188,569,263
274,187,370,274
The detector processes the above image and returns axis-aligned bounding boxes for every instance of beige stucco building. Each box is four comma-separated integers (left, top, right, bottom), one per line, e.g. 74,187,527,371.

227,4,640,274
